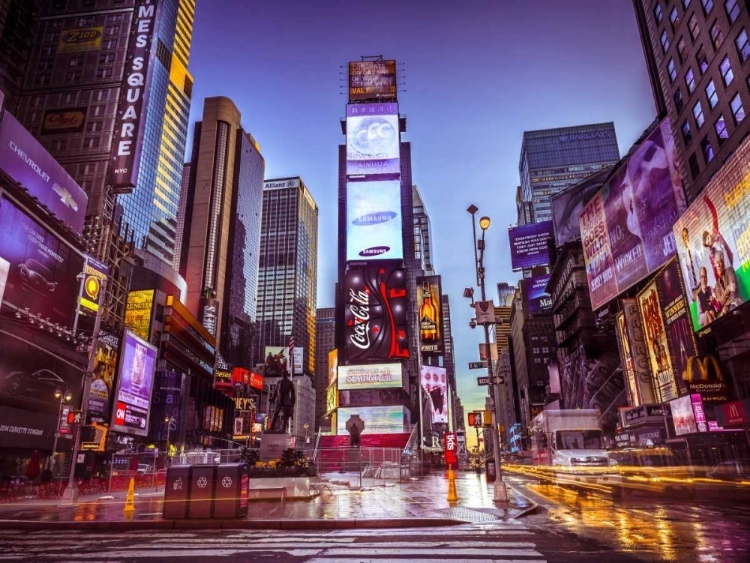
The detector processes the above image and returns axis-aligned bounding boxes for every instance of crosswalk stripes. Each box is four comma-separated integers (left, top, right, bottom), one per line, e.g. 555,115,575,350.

0,523,548,562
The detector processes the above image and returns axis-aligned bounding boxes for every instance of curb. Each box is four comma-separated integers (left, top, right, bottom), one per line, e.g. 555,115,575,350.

0,517,464,532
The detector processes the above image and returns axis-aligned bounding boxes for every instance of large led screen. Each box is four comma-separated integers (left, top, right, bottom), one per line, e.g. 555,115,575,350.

673,137,750,332
637,280,679,403
336,405,406,435
264,346,303,375
328,349,338,386
581,120,687,310
338,363,403,390
524,274,552,314
416,275,444,355
508,221,554,270
346,103,400,176
0,196,86,329
349,60,397,102
346,180,404,260
112,330,157,436
421,366,448,424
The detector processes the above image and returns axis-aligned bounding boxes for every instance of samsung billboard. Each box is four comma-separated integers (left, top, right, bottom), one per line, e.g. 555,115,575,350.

346,103,400,177
346,180,403,260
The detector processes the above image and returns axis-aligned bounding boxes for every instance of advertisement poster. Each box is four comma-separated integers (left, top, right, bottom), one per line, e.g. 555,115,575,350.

124,290,154,341
336,405,406,435
41,108,87,135
416,275,444,355
524,274,552,314
78,255,109,317
338,363,403,390
551,172,607,247
0,197,86,329
112,330,157,436
326,379,338,413
264,346,303,375
673,137,750,331
346,103,400,176
346,180,404,260
620,299,657,404
349,60,397,102
615,311,642,407
344,266,409,362
655,259,696,397
328,349,338,386
580,191,617,309
57,26,103,53
671,395,698,436
149,370,183,443
508,221,554,270
421,366,448,424
0,113,88,234
0,257,8,304
638,280,679,402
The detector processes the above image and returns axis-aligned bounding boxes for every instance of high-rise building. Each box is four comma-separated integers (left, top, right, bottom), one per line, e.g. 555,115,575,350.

173,162,191,272
412,184,434,275
314,307,335,430
179,96,265,371
15,0,195,324
0,0,40,113
632,0,750,204
255,177,318,376
519,123,620,222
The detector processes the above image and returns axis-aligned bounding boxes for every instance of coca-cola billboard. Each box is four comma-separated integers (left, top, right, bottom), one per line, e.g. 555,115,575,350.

344,265,409,362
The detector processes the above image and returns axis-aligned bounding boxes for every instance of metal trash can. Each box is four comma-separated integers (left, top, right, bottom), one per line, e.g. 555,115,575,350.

485,459,497,483
163,465,191,519
188,464,216,519
213,463,249,518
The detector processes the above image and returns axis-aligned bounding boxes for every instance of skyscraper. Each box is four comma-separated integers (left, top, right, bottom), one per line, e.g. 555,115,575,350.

314,307,335,429
179,96,265,371
632,0,750,204
0,0,40,113
255,177,318,376
519,123,620,222
412,184,434,275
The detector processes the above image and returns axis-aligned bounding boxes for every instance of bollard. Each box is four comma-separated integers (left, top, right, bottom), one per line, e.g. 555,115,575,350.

447,466,458,503
123,477,135,513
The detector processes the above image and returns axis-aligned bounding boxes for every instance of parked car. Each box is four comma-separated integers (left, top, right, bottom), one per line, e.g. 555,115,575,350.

706,459,750,482
609,447,694,497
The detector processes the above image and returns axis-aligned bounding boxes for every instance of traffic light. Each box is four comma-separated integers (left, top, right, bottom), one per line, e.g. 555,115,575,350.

468,412,483,427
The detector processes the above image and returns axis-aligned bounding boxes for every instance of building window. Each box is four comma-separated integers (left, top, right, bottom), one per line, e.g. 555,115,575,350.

65,70,82,82
93,89,108,101
689,13,700,40
78,17,93,27
694,100,705,127
696,45,709,74
38,59,54,70
725,0,740,23
84,137,100,149
50,139,67,151
737,28,750,62
96,68,113,79
674,88,685,111
720,56,734,85
682,119,693,143
655,3,664,23
711,21,725,49
701,0,714,15
42,46,55,56
68,55,84,67
688,153,701,178
686,67,696,92
670,6,681,29
661,30,670,52
706,80,719,108
86,121,103,133
103,39,117,50
677,36,688,61
701,136,714,162
668,59,678,81
715,115,729,144
105,25,120,36
99,53,115,65
730,93,746,124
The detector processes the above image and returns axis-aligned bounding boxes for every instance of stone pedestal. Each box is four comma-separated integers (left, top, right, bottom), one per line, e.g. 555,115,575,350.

260,433,293,461
346,447,360,472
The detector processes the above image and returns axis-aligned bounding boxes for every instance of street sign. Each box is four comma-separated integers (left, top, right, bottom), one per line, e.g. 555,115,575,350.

477,376,505,386
67,410,83,425
469,361,488,369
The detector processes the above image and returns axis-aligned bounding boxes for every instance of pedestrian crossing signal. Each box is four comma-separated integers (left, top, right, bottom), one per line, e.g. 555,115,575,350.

468,411,493,428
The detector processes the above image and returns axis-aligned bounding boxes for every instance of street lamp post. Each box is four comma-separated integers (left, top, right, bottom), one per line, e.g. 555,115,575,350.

466,204,508,504
50,388,73,472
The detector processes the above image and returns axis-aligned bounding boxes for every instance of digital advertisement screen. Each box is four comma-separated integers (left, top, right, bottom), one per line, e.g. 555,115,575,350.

671,395,698,436
264,346,303,375
124,290,154,342
551,175,606,247
0,196,86,329
328,349,338,386
581,120,687,310
349,60,397,102
346,103,400,176
336,405,406,435
338,363,404,390
524,274,552,314
346,180,404,260
112,330,157,436
326,380,338,413
421,366,448,424
672,137,750,332
637,280,679,403
78,255,109,317
508,221,554,270
416,275,444,355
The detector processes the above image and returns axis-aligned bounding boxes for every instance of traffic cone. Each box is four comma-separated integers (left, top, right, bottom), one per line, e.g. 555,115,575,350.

447,466,458,503
123,477,135,513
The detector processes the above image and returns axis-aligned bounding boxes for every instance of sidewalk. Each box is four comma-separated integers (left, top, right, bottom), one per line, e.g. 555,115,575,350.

0,471,536,530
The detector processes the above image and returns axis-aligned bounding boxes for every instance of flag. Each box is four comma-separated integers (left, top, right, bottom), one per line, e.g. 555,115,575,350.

288,336,295,363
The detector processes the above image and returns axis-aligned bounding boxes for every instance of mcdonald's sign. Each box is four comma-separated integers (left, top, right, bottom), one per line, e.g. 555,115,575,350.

685,355,729,404
720,399,750,427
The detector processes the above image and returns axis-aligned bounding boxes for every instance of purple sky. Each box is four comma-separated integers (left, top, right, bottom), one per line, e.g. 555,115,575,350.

187,0,657,420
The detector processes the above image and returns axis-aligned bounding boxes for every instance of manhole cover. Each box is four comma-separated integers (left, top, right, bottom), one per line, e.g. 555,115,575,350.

433,506,502,523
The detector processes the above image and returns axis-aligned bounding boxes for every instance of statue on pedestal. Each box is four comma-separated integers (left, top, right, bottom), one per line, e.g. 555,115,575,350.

269,370,295,433
346,415,365,448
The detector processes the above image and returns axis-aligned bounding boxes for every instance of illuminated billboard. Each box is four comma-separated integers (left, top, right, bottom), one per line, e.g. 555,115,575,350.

344,266,409,362
524,274,552,314
420,366,448,424
112,330,157,436
416,275,444,355
346,103,400,176
615,311,641,407
508,221,554,270
328,349,338,386
264,346,303,375
124,290,154,342
326,379,338,413
673,138,750,332
338,363,403,390
41,108,87,135
0,196,85,329
349,60,397,102
637,280,679,403
78,255,109,317
551,174,606,247
336,405,406,435
581,120,687,310
57,26,103,53
346,180,403,260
